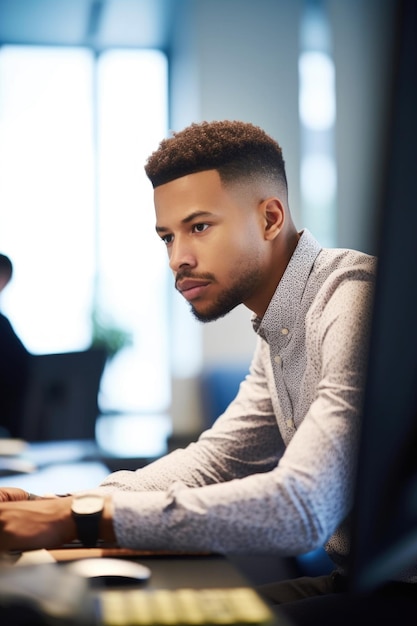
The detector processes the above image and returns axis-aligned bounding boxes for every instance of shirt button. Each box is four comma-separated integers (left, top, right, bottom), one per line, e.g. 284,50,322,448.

274,355,282,365
286,419,294,428
281,328,289,335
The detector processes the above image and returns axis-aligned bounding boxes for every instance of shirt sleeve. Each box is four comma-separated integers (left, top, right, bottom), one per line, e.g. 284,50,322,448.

99,271,374,557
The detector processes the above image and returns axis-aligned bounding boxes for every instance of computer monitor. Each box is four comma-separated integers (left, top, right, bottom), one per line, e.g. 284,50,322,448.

348,0,417,592
20,348,107,442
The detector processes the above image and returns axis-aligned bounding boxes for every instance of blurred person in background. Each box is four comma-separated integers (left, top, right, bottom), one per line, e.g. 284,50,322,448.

0,254,30,438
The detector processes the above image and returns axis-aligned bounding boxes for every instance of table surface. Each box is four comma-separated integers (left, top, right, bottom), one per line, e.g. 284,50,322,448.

98,552,251,590
0,431,165,494
17,547,253,589
0,412,175,492
1,550,287,625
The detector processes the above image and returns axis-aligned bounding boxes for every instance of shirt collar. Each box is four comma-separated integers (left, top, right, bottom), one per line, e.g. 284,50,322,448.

252,229,322,339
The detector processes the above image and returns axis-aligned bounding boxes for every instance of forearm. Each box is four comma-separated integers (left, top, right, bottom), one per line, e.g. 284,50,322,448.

109,468,335,555
109,385,360,556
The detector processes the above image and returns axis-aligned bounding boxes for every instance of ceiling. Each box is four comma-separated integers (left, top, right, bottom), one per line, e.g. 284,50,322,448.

0,0,172,49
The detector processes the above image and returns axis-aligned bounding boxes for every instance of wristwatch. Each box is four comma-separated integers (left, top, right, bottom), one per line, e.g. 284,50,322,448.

71,493,105,547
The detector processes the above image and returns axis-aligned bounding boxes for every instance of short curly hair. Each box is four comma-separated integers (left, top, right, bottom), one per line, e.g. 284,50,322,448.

144,120,287,191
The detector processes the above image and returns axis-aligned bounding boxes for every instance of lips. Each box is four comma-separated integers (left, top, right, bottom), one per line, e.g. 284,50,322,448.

176,278,210,301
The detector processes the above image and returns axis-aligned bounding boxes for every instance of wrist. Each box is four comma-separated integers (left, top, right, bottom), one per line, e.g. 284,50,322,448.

70,494,116,546
71,493,105,547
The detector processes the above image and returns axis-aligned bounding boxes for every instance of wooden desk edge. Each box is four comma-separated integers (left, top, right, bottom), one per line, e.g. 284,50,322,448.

49,547,213,561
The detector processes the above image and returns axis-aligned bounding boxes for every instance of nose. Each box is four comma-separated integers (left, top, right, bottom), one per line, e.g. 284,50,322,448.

168,236,197,273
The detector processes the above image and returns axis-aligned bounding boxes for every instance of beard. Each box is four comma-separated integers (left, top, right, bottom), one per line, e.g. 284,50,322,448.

185,263,262,323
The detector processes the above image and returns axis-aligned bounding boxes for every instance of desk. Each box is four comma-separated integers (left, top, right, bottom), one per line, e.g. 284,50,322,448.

0,456,110,494
60,550,259,590
1,550,288,626
0,420,170,494
0,413,173,492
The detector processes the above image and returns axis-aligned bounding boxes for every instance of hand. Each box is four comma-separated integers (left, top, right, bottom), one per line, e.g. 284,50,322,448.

0,488,32,502
0,497,75,551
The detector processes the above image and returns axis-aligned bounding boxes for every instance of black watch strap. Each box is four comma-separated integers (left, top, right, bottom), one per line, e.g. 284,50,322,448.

72,511,102,548
71,494,105,548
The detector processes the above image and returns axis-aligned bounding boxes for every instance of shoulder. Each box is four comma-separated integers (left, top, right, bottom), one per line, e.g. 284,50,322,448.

307,250,376,338
314,247,376,280
313,249,376,305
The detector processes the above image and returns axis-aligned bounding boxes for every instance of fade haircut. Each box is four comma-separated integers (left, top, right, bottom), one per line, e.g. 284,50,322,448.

144,120,288,192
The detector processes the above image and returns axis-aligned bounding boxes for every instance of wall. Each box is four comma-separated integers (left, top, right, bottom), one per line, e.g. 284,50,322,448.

165,0,397,436
328,0,397,254
167,0,303,435
0,0,398,437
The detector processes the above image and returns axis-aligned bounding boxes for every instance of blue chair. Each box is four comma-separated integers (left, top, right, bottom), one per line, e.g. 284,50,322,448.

199,363,249,427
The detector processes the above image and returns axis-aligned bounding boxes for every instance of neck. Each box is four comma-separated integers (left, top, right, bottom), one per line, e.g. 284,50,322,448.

247,227,300,319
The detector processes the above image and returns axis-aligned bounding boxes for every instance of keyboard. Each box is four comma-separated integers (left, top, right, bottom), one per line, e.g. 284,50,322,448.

97,586,274,625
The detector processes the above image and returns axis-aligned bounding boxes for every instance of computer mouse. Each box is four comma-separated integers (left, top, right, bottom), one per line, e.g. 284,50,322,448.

66,558,151,587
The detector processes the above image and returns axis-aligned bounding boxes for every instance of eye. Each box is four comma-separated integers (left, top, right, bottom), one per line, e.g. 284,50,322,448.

160,233,173,245
192,223,209,233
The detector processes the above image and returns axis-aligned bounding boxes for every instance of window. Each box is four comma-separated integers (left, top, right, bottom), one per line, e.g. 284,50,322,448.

0,45,169,415
299,0,337,247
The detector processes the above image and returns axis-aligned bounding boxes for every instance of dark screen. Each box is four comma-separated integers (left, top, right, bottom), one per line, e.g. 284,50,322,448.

349,0,417,592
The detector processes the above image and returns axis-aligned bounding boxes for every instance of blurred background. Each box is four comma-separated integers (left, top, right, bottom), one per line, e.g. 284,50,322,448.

0,0,397,449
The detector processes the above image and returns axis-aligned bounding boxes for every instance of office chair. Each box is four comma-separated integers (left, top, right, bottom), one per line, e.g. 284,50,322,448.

199,363,250,428
19,348,107,442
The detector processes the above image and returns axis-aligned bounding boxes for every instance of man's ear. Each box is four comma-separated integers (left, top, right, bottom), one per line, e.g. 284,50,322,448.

260,197,285,240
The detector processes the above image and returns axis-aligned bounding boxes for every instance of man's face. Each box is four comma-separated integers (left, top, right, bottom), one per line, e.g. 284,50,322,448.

154,169,269,322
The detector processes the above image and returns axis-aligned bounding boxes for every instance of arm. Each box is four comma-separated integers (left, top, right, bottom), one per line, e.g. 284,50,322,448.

104,273,374,555
0,340,284,552
0,272,373,556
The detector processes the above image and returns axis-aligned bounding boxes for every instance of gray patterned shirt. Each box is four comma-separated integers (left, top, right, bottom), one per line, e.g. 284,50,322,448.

98,229,376,571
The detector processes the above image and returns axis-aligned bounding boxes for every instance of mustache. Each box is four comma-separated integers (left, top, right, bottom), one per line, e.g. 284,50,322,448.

175,269,215,289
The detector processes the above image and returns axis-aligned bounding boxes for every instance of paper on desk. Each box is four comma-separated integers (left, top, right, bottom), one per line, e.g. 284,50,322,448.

16,549,57,565
0,438,28,456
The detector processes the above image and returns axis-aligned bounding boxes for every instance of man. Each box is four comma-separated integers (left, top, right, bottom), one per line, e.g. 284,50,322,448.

0,121,376,608
0,254,30,438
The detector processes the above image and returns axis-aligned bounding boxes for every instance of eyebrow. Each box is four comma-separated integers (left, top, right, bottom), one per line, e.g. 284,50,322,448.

155,211,215,234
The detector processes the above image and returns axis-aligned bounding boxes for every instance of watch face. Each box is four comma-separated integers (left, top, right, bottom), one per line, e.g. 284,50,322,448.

72,494,104,515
